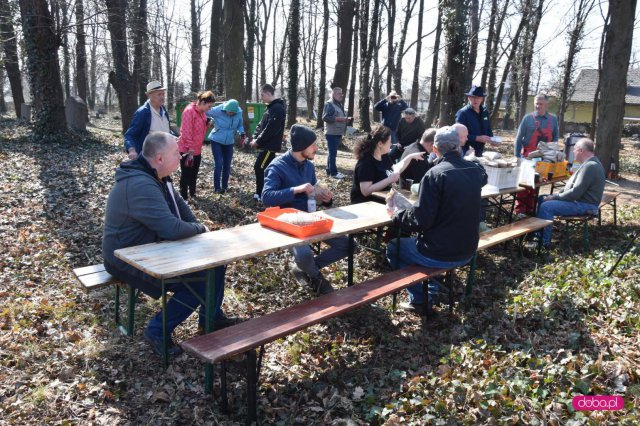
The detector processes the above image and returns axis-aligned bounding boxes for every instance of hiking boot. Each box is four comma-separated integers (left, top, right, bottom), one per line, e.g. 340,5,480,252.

291,265,311,287
144,327,183,357
310,274,335,295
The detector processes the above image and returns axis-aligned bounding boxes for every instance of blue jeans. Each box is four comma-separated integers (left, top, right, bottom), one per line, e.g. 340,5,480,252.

386,237,472,304
536,196,599,246
325,134,341,176
146,265,226,336
211,142,234,191
290,236,350,279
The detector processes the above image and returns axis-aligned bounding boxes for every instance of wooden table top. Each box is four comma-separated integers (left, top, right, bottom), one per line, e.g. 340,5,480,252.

114,201,392,279
372,185,525,203
519,175,568,189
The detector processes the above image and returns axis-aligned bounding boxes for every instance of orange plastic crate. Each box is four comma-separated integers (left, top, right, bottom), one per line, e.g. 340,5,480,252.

535,161,568,178
257,207,334,238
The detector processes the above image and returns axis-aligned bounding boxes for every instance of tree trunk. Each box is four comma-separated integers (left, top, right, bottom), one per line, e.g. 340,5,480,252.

204,0,223,90
485,0,510,114
105,0,138,132
315,0,329,129
358,0,381,132
385,0,395,94
333,0,355,90
18,0,67,133
372,20,382,123
425,3,442,127
558,0,595,136
595,0,637,174
244,0,256,102
347,0,359,119
0,66,6,112
132,0,149,104
516,0,543,125
465,0,479,91
393,0,417,95
480,0,497,89
74,0,88,104
489,11,527,124
223,0,246,129
286,0,300,128
438,0,469,126
190,0,201,92
410,0,424,109
0,0,25,117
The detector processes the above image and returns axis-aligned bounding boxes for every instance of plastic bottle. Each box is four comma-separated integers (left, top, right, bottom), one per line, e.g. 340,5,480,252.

307,191,316,212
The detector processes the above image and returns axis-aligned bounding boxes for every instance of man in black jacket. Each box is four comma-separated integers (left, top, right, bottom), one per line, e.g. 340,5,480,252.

250,84,286,201
387,126,488,311
400,128,436,184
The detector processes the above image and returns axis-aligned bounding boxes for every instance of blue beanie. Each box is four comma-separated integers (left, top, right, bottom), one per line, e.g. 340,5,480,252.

290,124,317,152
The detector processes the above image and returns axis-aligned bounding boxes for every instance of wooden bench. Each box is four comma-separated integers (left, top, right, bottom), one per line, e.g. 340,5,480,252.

72,264,137,335
181,265,448,423
598,191,619,226
465,217,553,295
555,191,619,250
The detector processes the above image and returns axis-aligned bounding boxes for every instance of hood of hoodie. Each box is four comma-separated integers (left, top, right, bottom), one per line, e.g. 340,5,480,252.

115,155,165,183
268,98,286,109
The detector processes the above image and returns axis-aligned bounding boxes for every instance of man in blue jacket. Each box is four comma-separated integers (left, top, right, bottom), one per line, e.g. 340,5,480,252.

124,81,175,159
103,132,229,357
455,85,497,157
387,126,488,312
374,90,408,145
262,124,349,295
250,84,286,201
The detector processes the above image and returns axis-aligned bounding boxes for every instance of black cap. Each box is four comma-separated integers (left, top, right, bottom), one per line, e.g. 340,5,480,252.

290,124,317,152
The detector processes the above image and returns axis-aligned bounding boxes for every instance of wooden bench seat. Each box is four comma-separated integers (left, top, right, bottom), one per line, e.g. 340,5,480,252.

181,265,447,422
73,263,136,335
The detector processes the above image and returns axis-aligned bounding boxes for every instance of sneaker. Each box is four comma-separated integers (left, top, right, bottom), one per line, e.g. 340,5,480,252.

399,301,422,313
143,327,183,357
291,265,311,287
478,221,491,233
253,193,261,202
331,172,346,180
309,274,335,295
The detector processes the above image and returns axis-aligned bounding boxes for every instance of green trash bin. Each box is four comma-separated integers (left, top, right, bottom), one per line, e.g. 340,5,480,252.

175,101,189,128
246,102,267,135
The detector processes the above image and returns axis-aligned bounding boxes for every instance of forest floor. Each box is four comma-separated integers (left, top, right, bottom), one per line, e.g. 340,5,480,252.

0,113,639,425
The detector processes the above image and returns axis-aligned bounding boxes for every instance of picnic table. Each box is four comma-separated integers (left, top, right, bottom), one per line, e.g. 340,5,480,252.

113,201,392,366
519,174,569,214
372,185,526,224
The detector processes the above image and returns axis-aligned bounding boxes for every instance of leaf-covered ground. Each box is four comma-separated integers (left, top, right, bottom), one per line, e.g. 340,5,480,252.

0,114,638,425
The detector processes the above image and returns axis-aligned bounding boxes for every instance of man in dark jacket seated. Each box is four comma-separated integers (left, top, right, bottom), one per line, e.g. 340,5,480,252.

102,132,228,357
400,128,436,185
387,126,488,311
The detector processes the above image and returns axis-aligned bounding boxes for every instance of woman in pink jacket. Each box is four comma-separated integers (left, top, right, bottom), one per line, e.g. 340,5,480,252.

178,91,216,201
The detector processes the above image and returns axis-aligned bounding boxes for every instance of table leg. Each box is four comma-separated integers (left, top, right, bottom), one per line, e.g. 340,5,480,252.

161,279,168,369
347,234,354,287
204,268,216,394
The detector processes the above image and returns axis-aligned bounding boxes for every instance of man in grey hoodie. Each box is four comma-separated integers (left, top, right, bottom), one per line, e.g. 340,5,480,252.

102,132,227,357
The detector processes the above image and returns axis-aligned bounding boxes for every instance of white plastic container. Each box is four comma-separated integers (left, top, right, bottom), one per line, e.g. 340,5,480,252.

485,166,521,189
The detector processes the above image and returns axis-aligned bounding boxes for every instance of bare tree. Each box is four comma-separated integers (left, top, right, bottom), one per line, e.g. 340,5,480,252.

558,0,595,136
0,0,25,117
204,0,222,91
300,0,320,121
438,0,469,125
223,0,245,100
358,0,381,132
18,0,67,133
74,0,87,103
244,0,256,101
393,0,417,95
347,1,359,119
425,3,442,126
0,67,6,112
595,0,637,174
384,0,395,94
333,0,355,89
409,0,424,109
516,0,544,124
105,0,138,131
464,0,479,91
315,0,329,128
483,0,510,115
255,0,273,87
286,0,300,128
190,0,202,92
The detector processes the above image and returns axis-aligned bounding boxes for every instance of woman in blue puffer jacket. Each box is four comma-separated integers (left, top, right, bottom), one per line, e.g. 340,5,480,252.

206,99,246,193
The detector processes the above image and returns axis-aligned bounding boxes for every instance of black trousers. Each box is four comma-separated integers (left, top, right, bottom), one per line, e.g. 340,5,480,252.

254,150,276,196
179,153,202,200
